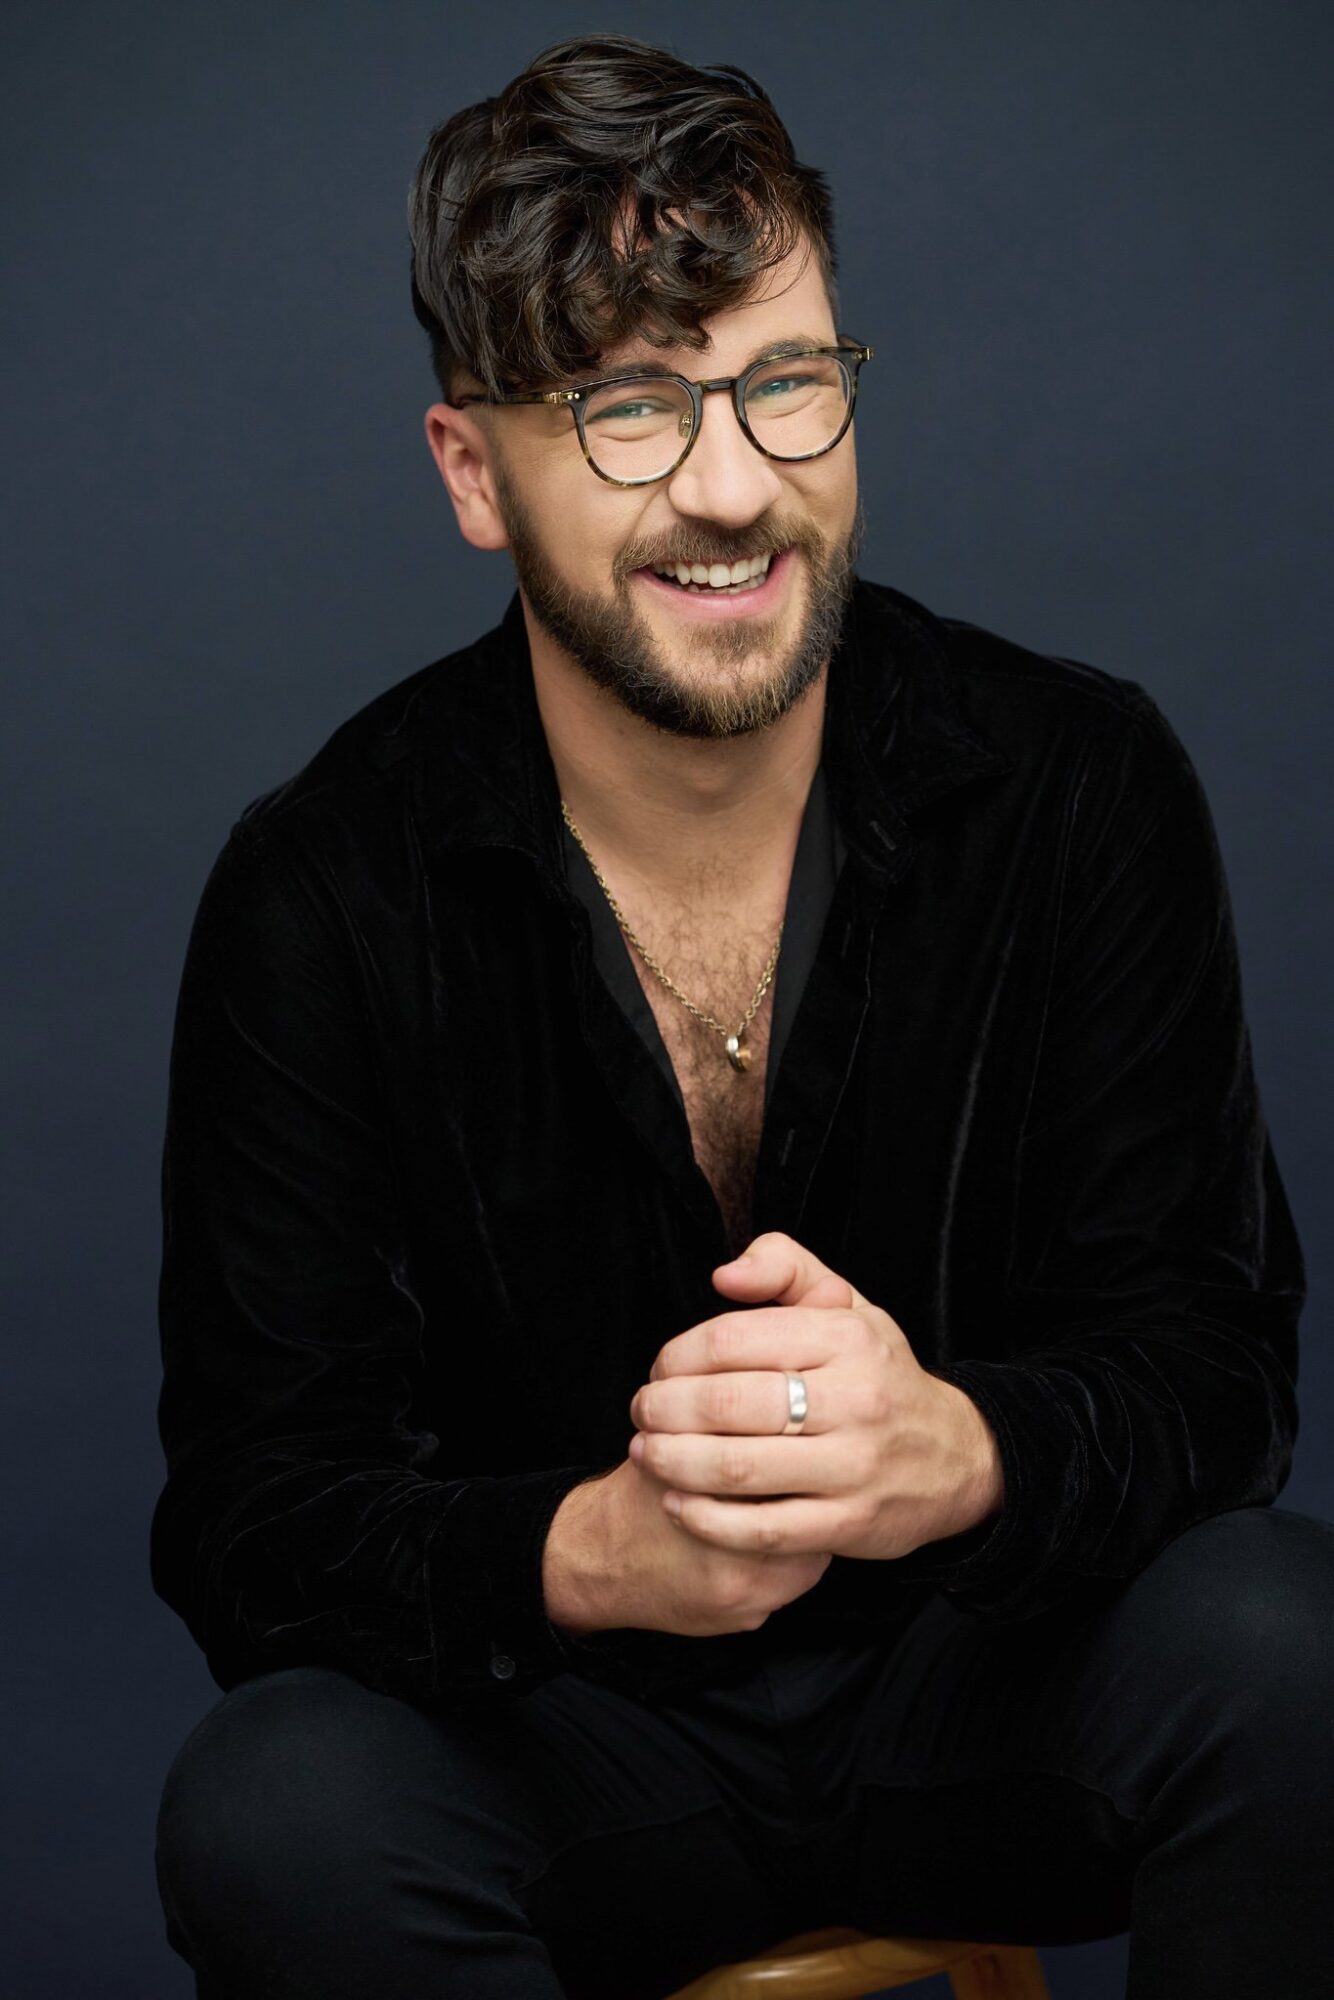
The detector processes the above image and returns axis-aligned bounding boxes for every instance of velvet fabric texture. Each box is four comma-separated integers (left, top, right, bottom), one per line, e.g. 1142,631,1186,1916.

150,577,1306,1713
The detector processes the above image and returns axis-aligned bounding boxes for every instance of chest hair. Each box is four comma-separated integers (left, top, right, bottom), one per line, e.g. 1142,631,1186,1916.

621,909,781,1259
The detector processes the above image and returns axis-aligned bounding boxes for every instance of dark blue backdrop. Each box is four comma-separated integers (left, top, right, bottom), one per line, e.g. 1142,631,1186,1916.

5,5,1330,1994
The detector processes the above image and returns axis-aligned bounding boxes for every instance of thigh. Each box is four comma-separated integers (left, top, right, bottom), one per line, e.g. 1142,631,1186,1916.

831,1504,1334,1947
155,1661,806,2000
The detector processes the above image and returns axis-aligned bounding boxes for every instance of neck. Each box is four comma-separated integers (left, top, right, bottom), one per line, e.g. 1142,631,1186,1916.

528,628,828,903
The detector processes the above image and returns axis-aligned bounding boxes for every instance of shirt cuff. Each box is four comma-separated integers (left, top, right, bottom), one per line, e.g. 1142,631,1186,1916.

885,1359,1085,1617
424,1465,637,1705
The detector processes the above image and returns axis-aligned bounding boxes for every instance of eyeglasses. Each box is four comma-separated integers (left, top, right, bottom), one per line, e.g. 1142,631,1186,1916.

447,339,874,487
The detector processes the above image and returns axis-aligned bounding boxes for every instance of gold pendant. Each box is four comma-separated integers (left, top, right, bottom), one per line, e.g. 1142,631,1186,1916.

724,1034,752,1073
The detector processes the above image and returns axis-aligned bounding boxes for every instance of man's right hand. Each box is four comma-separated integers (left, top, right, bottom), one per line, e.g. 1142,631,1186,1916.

543,1455,831,1639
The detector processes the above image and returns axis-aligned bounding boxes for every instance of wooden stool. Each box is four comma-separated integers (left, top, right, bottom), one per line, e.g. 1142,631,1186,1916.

663,1925,1051,1998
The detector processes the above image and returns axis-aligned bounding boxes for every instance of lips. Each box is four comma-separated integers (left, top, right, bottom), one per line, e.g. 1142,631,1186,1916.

631,545,796,618
637,550,780,590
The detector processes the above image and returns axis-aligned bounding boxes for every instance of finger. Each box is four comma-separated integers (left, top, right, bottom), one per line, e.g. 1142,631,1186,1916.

662,1489,844,1555
650,1304,860,1384
641,1429,852,1497
711,1230,871,1311
714,1262,855,1313
632,1367,835,1437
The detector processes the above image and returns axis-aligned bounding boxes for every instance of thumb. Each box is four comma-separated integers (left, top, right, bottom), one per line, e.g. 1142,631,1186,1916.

712,1233,868,1310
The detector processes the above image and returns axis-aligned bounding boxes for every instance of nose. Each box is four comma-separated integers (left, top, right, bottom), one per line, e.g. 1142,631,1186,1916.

662,391,785,528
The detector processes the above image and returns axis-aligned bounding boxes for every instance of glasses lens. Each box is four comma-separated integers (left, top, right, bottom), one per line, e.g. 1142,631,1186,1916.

582,377,697,482
743,353,851,459
578,356,855,480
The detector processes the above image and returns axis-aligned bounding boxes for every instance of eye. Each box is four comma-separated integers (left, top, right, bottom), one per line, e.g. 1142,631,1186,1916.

588,397,673,424
749,372,814,400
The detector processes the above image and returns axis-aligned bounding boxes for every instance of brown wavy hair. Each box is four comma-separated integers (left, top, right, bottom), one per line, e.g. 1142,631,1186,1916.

407,33,840,404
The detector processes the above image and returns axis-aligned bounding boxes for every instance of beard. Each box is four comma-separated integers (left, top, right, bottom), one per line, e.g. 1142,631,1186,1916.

490,453,866,741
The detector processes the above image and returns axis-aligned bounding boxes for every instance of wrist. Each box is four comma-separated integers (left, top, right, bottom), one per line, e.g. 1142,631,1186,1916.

542,1467,623,1634
942,1381,1006,1535
969,1408,1005,1528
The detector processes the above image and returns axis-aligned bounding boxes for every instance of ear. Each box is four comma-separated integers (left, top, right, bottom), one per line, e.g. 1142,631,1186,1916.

423,404,510,553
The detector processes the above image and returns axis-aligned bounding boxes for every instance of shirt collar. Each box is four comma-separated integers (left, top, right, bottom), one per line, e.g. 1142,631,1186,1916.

412,575,1014,879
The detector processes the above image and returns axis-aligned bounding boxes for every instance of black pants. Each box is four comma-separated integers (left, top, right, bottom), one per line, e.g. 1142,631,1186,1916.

155,1504,1334,1999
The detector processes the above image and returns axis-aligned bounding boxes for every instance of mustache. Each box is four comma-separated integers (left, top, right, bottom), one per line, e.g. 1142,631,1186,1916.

623,531,807,574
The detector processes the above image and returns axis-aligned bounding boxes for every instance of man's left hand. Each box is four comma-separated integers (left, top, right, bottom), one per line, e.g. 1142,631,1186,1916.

627,1231,1005,1561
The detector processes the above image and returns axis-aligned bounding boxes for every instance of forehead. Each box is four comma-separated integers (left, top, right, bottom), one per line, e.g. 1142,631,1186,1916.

596,233,834,379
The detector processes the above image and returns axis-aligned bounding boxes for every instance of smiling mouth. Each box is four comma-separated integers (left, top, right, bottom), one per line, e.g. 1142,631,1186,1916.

639,548,782,596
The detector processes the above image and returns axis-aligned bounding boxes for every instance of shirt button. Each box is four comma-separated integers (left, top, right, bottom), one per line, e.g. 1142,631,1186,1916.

489,1652,517,1681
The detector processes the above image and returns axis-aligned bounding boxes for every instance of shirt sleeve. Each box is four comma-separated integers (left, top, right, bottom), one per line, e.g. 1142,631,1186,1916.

150,820,635,1709
886,689,1306,1619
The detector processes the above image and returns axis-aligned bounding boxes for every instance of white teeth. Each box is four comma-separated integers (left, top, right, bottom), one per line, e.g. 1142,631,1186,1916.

649,550,779,588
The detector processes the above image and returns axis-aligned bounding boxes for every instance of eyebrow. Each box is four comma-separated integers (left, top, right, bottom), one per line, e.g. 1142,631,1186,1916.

591,335,832,381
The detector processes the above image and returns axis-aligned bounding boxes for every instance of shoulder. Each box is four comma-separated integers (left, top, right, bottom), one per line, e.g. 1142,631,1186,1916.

854,575,1199,797
856,574,1149,716
216,617,502,879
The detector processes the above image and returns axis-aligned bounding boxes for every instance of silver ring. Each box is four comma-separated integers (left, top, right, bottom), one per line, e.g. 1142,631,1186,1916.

780,1370,808,1435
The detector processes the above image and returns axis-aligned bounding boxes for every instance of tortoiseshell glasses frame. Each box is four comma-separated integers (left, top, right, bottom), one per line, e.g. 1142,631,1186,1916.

445,339,875,488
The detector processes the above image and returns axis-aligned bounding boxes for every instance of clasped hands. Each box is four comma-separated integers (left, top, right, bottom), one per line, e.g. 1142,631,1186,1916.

627,1231,1005,1562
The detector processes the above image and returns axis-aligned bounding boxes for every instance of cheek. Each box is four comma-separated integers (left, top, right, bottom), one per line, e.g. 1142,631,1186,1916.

783,460,853,526
534,488,619,581
809,469,859,554
540,460,633,557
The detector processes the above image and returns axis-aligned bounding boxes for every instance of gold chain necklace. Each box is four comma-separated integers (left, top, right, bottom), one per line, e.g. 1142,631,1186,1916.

560,800,783,1074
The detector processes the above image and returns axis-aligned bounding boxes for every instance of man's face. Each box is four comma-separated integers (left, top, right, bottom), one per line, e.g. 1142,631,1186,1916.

481,233,864,741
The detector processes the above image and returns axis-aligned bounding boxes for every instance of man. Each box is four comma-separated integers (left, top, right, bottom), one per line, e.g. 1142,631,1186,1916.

151,32,1334,2000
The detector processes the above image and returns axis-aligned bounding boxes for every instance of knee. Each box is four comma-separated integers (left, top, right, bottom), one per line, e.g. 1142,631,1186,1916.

1130,1506,1334,1732
155,1666,423,1928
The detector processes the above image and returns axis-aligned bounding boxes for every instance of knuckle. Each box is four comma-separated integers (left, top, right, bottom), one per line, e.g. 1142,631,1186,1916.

843,1308,874,1350
850,1442,880,1490
753,1516,787,1554
712,1569,754,1617
708,1320,748,1365
866,1380,893,1426
705,1376,747,1427
718,1443,754,1490
640,1435,666,1473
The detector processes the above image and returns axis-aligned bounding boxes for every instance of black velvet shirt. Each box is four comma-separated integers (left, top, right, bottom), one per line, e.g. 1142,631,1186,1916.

150,576,1306,1712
